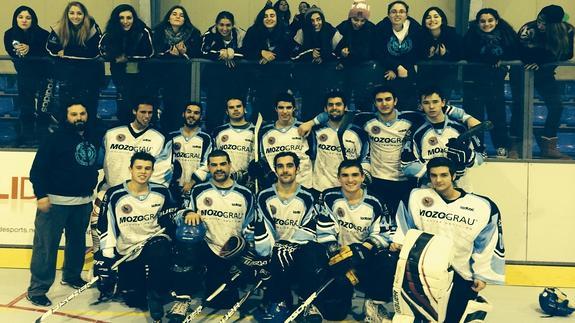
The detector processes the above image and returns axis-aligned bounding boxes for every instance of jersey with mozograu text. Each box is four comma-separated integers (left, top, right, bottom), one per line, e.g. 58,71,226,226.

401,116,485,179
181,181,254,256
362,111,421,181
258,121,315,189
253,185,316,257
317,187,390,249
102,125,172,188
97,182,175,259
312,124,370,192
166,128,212,186
394,188,505,284
212,123,254,173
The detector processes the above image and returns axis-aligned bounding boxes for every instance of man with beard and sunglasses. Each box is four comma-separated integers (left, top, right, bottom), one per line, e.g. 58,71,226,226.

27,102,100,307
165,102,212,205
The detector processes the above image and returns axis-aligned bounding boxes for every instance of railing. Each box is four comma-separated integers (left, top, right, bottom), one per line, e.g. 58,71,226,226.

0,56,574,160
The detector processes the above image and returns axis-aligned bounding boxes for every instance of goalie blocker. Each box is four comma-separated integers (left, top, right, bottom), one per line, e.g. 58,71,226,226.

392,229,492,323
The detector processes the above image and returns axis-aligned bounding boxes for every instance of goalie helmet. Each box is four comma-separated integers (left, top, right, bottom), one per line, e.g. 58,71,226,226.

175,216,206,244
539,287,574,317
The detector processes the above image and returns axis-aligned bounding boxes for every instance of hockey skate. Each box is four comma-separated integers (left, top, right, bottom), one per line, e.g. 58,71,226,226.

364,299,393,322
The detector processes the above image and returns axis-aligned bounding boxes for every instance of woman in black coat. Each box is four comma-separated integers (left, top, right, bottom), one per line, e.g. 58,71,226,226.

152,5,201,132
99,4,154,125
418,6,463,99
243,5,293,122
3,6,50,145
463,8,519,158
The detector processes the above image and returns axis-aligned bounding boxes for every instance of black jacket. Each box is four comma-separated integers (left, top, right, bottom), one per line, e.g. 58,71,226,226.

292,22,344,62
420,25,463,62
336,19,376,65
242,24,293,61
3,26,49,74
152,25,201,59
30,124,100,199
373,16,425,72
518,20,574,64
201,25,245,60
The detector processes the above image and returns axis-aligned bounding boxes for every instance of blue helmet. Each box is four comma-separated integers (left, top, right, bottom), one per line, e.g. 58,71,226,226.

539,287,574,317
175,216,206,244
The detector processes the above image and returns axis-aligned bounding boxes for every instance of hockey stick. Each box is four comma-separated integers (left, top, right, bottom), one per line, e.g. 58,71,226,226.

336,111,357,160
253,113,264,192
219,278,265,323
456,120,493,144
284,277,336,323
35,228,167,322
183,270,243,323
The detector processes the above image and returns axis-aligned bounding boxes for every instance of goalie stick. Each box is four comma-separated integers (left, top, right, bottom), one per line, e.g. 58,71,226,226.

219,278,265,322
253,112,264,192
336,111,357,160
35,228,167,322
456,120,493,144
284,277,336,323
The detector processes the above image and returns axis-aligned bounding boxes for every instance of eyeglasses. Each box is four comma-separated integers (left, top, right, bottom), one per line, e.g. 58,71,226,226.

390,10,407,15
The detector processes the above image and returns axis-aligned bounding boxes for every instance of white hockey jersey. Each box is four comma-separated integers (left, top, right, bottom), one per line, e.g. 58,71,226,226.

101,125,172,188
312,123,370,192
258,121,314,189
253,185,316,257
181,181,254,256
212,123,255,173
166,128,212,186
394,188,505,284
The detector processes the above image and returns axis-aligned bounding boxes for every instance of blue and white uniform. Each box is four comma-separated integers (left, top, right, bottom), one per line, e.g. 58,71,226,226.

212,123,255,174
166,127,212,186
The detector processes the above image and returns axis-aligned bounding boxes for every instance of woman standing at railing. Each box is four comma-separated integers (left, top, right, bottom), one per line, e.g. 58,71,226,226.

463,8,519,158
243,4,293,122
514,5,574,159
201,11,247,131
152,5,201,132
46,1,103,127
418,6,463,100
4,6,49,146
99,4,154,125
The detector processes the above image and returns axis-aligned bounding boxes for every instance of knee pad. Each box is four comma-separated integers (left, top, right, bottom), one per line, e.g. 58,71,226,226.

459,296,492,323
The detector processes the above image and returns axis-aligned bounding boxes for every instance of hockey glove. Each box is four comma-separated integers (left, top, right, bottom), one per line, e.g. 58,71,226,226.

93,252,117,299
231,170,249,184
239,249,272,281
272,240,301,272
220,235,247,260
328,243,373,277
446,138,474,169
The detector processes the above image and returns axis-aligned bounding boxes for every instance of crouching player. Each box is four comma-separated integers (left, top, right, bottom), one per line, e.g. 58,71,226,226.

178,149,255,309
94,152,178,322
392,157,505,322
315,159,396,322
251,152,325,320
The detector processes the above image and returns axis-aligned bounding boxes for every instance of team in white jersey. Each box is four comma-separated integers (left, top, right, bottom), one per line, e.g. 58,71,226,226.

392,157,504,323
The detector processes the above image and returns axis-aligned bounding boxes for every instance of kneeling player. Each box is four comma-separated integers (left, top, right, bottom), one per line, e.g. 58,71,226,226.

252,152,325,320
95,152,178,322
315,159,396,321
392,157,505,322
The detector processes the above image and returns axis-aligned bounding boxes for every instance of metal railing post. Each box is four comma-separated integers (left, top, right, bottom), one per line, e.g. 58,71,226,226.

522,68,535,159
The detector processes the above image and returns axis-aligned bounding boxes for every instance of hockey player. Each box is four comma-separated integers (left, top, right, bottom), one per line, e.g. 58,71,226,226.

91,99,172,252
165,102,212,205
315,159,395,322
252,152,325,320
401,86,485,185
212,97,255,187
392,157,505,322
255,92,315,189
311,90,370,195
179,149,255,308
95,152,178,322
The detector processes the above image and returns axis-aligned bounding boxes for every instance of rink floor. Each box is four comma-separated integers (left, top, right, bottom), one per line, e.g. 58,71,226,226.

0,268,573,322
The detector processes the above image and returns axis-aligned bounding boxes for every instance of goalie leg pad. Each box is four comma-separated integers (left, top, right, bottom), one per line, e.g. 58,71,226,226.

393,229,454,323
458,296,492,323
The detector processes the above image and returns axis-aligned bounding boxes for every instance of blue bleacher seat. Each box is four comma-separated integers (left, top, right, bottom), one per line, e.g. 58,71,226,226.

483,132,496,156
97,100,117,120
0,97,16,117
533,104,547,126
563,104,575,127
0,121,17,145
0,76,7,92
100,79,117,96
563,82,575,101
558,133,575,155
504,82,512,101
4,76,18,94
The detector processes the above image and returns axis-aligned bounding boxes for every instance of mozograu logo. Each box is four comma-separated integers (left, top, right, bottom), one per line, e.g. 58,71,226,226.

428,136,438,146
319,134,328,142
204,197,213,206
371,126,381,134
121,204,133,214
270,205,277,215
116,134,126,142
336,207,345,217
422,197,434,207
221,135,229,142
173,142,181,151
268,136,276,145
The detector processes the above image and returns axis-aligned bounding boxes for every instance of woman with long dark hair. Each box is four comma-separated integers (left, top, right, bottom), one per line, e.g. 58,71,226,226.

4,6,49,146
243,5,293,121
290,1,310,36
463,8,519,158
201,11,247,130
152,5,201,132
513,5,574,159
99,4,154,125
418,6,463,98
46,1,103,126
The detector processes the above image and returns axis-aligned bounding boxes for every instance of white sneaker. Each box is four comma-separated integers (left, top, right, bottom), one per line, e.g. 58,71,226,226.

495,147,508,159
364,299,393,322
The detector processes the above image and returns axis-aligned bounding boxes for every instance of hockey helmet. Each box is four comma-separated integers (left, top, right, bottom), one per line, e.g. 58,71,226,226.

175,217,206,244
539,287,574,316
